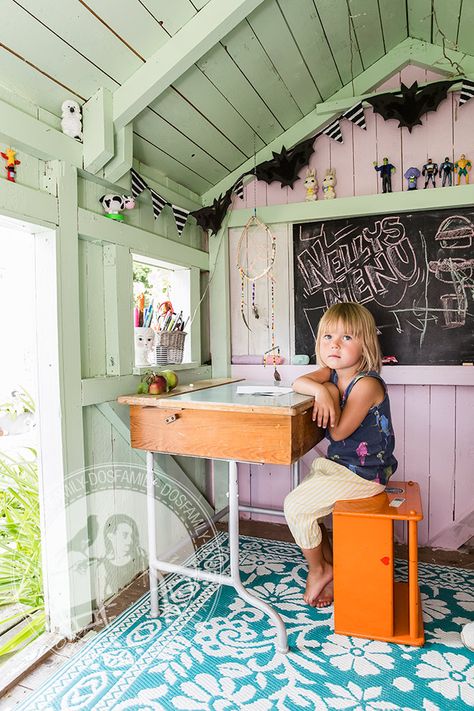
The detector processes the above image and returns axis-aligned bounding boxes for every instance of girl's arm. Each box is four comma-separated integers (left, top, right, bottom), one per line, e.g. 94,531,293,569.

292,367,338,427
327,377,385,442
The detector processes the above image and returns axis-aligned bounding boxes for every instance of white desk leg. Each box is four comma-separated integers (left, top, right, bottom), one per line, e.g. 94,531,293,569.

228,460,289,654
146,451,159,617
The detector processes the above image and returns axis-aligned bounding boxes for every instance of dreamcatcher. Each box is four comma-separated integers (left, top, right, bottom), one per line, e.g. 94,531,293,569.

236,214,281,381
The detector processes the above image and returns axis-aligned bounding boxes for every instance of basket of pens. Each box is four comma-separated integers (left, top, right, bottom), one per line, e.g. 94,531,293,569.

154,330,187,364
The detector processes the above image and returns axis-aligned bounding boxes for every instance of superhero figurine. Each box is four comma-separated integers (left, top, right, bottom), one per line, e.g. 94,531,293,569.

373,157,396,193
455,154,472,185
439,157,454,187
422,159,438,188
0,148,20,182
404,166,421,190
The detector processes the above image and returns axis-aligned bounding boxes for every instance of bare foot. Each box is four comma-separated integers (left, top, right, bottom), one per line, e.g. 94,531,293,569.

303,564,333,607
315,579,334,608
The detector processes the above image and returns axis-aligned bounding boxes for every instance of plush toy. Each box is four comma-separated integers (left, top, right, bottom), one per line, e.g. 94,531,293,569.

322,169,337,199
99,194,136,221
61,99,83,141
1,148,20,182
455,154,472,185
404,166,420,190
303,168,318,201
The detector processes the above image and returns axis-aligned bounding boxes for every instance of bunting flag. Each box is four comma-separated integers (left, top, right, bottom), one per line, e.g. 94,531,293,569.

130,167,148,198
172,204,190,237
233,178,245,200
322,118,343,143
343,102,367,130
459,78,474,106
150,189,168,220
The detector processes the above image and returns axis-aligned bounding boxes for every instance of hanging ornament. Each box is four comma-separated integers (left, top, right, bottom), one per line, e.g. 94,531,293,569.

190,188,233,235
365,79,458,132
253,138,315,188
236,215,277,332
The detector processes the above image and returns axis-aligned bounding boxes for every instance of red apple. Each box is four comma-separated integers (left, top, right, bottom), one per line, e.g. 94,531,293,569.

149,375,167,394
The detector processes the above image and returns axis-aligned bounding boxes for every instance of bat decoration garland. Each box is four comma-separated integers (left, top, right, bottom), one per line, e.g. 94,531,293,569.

365,79,458,132
253,138,316,188
190,187,233,235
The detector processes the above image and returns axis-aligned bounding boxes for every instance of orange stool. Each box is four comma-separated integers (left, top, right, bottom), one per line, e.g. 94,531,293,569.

333,480,424,646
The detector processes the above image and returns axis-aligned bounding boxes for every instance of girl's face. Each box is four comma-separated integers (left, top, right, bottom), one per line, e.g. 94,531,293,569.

320,320,363,373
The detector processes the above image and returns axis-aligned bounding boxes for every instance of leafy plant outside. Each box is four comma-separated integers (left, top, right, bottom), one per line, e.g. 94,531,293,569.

0,431,44,656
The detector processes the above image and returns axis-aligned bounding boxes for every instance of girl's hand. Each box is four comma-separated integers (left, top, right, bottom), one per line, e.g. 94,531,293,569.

312,384,339,428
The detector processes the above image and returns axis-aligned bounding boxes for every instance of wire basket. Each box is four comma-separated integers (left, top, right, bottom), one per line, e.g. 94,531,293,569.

153,331,187,365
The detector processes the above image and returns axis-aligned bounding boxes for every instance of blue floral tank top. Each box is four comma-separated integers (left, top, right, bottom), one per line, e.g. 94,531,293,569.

327,370,397,485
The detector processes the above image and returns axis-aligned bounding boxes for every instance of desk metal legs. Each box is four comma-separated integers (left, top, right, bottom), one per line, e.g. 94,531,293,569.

146,452,289,654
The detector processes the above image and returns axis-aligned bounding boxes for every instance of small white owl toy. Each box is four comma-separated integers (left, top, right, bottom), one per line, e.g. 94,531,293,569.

61,99,83,141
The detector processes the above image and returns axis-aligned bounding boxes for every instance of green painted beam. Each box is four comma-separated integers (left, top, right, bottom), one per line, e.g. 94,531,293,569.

83,88,114,174
103,123,133,183
113,0,266,129
78,208,208,270
103,244,134,376
202,37,474,203
0,178,58,226
0,98,82,167
227,183,474,228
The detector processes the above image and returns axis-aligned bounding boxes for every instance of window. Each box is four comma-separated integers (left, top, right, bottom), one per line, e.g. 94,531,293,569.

132,254,192,368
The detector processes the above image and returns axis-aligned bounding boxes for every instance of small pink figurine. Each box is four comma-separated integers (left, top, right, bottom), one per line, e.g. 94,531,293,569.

1,148,20,182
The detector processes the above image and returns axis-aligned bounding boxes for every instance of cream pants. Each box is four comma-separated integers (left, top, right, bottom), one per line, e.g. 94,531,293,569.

283,457,385,549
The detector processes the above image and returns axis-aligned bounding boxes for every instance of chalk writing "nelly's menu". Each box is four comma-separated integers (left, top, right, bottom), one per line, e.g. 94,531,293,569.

297,216,418,305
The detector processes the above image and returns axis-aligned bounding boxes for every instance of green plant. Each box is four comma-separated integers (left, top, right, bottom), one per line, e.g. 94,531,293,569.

0,387,36,421
0,450,44,656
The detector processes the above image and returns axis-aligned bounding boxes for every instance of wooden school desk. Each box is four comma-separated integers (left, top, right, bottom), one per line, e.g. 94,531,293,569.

118,379,323,654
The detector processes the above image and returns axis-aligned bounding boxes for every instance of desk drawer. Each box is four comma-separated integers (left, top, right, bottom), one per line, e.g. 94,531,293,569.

129,405,321,464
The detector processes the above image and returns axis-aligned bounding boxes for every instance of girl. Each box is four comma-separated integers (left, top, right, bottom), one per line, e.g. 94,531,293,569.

284,302,397,608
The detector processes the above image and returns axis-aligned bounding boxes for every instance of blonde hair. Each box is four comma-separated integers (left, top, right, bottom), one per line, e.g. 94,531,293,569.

315,302,382,373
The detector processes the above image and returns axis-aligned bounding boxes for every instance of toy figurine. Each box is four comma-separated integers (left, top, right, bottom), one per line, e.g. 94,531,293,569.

373,157,395,193
303,168,318,201
404,166,421,190
99,194,136,221
422,158,438,188
439,157,454,187
61,99,83,141
322,168,336,199
1,148,20,182
455,154,472,185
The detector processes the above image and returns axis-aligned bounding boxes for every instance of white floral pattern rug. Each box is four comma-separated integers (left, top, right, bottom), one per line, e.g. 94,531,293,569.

18,533,474,710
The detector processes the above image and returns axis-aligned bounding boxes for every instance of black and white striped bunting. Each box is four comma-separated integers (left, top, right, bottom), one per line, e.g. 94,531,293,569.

150,189,167,220
233,178,245,200
130,169,190,236
322,118,343,143
459,79,474,106
172,205,190,237
343,102,367,130
130,167,148,198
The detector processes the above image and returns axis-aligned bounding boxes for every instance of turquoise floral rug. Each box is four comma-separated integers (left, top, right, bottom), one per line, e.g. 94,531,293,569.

18,533,474,710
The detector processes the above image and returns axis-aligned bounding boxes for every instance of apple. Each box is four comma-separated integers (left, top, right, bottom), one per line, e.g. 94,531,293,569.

149,375,167,395
137,382,149,394
160,369,179,390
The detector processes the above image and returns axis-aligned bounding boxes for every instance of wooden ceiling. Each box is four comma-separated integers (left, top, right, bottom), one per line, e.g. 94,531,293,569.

0,1,471,195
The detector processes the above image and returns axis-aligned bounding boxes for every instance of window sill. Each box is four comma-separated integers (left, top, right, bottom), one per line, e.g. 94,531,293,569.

132,362,199,376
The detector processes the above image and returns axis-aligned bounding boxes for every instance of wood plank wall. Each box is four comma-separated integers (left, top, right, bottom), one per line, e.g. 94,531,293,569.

230,67,474,547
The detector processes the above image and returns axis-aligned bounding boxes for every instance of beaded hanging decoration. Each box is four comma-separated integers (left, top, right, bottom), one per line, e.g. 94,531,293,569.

236,214,280,380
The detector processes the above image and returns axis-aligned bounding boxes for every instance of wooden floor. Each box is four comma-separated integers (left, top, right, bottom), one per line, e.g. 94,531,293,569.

1,520,472,709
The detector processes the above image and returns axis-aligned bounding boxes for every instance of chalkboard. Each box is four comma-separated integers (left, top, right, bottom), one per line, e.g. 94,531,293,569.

293,208,474,365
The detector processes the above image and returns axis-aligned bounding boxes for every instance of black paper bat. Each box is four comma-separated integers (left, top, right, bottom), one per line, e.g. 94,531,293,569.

190,187,233,235
365,80,458,132
253,138,315,188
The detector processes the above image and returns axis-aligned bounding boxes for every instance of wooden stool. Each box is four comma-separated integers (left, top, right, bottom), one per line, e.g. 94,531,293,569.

333,480,424,646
